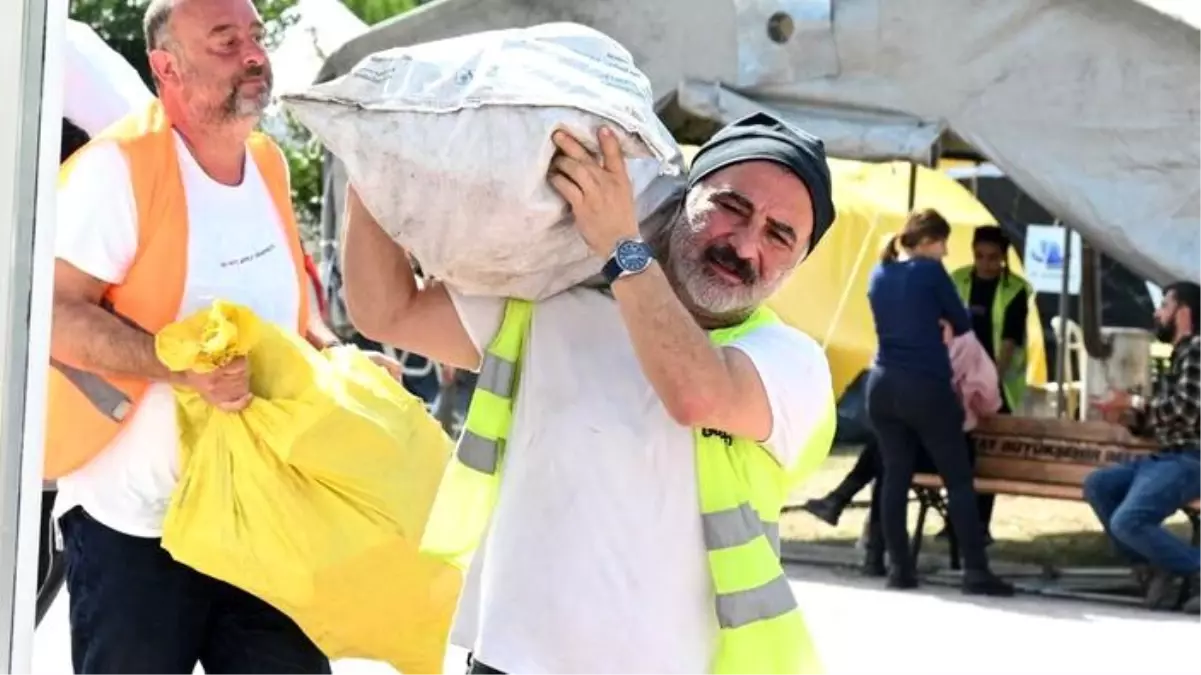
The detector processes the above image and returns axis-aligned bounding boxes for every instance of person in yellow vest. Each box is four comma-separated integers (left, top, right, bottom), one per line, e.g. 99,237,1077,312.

342,113,838,674
48,0,395,671
946,225,1032,543
951,226,1031,413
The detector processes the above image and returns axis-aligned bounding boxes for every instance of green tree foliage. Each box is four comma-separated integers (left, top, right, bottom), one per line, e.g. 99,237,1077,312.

340,0,418,27
69,0,299,92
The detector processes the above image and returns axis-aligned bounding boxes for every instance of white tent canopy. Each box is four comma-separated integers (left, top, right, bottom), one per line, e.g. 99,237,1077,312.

262,0,369,143
63,19,153,136
320,0,1199,286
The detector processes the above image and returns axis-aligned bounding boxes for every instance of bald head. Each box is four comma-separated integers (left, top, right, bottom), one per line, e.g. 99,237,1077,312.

143,0,273,126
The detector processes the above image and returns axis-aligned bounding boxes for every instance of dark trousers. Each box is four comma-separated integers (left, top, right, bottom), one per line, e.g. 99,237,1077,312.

830,442,879,503
866,367,991,573
845,439,994,554
61,507,331,675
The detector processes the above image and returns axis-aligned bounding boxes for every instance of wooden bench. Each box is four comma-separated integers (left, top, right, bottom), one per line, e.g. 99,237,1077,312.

910,416,1201,569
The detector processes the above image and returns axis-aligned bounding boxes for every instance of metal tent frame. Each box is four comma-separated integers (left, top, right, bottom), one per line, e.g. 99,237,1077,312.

0,0,67,671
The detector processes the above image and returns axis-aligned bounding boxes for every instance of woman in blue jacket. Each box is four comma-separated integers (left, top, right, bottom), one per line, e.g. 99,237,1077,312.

866,209,1013,596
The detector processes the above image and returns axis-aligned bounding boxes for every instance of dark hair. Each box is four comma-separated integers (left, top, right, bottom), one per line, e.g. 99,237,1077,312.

972,225,1010,252
880,209,952,263
972,225,1011,278
1165,281,1201,335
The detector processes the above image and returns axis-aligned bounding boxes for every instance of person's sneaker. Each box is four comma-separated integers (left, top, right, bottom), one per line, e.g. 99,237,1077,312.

963,570,1016,597
800,496,845,527
1144,571,1185,611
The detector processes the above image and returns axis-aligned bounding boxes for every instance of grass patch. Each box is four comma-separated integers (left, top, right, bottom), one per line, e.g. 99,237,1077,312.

783,446,1196,569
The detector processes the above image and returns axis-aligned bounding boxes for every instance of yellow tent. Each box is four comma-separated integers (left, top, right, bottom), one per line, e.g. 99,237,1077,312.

765,159,1048,398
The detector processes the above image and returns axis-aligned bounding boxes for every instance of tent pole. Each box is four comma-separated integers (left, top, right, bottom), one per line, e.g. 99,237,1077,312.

906,161,917,211
0,0,65,670
1054,220,1072,419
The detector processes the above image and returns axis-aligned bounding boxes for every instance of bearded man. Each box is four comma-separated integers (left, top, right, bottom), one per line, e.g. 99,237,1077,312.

343,113,838,673
1087,281,1201,613
47,0,372,671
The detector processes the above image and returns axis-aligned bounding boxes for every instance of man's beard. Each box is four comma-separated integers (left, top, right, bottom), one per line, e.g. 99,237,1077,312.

660,212,784,318
220,64,272,120
1154,317,1176,343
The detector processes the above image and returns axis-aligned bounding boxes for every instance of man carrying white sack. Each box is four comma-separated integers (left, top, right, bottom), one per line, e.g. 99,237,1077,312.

343,112,838,674
49,0,402,672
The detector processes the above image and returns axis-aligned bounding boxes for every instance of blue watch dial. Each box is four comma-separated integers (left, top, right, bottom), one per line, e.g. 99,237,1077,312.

615,240,652,273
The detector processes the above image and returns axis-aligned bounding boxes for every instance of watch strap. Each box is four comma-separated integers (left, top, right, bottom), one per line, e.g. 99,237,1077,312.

601,256,624,284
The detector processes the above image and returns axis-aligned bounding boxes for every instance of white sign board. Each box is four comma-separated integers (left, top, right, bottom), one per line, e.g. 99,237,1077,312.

1024,224,1082,295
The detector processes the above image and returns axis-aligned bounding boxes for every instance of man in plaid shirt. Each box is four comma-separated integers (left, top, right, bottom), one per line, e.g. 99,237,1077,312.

1085,281,1200,613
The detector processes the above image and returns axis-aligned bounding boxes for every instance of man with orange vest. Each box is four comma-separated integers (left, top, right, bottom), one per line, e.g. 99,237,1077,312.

47,0,395,671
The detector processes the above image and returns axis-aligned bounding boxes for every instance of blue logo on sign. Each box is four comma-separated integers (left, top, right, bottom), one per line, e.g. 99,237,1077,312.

1030,240,1065,269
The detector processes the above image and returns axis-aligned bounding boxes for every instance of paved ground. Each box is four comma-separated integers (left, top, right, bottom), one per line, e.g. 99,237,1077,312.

32,564,1199,674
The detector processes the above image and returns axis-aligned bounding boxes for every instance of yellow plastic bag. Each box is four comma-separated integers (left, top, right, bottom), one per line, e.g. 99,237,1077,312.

156,300,460,673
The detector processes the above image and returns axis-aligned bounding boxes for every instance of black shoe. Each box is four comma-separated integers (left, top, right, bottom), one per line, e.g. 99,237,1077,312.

1181,571,1201,614
963,570,1015,597
801,496,846,527
1131,564,1155,594
1144,570,1186,611
886,569,919,590
861,551,887,578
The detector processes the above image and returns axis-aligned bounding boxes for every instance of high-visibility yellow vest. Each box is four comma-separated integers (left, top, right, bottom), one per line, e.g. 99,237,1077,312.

950,266,1032,411
421,299,836,674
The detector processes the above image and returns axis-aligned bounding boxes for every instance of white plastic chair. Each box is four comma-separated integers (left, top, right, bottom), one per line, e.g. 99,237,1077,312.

1046,316,1088,420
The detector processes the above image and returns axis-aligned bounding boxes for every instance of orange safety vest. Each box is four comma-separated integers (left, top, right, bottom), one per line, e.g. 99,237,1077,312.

44,100,310,479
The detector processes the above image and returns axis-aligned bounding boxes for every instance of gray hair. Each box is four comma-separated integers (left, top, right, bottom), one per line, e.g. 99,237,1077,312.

143,0,178,51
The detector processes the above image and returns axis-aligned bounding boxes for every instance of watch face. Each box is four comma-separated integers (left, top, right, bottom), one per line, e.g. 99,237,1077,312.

616,240,651,272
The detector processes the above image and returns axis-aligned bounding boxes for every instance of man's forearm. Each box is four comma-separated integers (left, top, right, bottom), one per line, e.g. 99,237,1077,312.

341,187,418,336
609,263,733,423
51,299,172,381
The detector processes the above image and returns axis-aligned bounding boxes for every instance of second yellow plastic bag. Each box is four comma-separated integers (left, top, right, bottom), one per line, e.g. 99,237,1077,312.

156,301,460,673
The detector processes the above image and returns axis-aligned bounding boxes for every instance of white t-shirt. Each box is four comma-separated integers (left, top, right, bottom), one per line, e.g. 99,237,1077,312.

52,133,301,538
447,287,832,674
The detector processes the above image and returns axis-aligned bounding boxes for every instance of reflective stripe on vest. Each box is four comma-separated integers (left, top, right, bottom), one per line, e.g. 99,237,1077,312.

702,503,783,560
49,358,131,422
420,299,533,570
421,297,836,672
43,99,310,480
454,347,522,473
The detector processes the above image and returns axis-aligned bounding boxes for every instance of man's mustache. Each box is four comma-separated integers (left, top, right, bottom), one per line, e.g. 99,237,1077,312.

235,64,271,86
704,245,756,286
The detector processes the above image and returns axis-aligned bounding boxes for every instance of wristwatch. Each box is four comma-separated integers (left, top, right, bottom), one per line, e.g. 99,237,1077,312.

602,238,654,284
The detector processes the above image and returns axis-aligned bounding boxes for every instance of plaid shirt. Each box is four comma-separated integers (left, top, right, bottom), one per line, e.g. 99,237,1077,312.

1138,335,1201,450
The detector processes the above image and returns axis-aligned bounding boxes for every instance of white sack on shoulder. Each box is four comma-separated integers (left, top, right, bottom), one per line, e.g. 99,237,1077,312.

282,22,684,300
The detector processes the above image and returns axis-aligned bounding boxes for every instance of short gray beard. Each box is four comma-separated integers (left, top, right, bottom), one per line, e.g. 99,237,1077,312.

656,206,785,319
223,84,270,119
